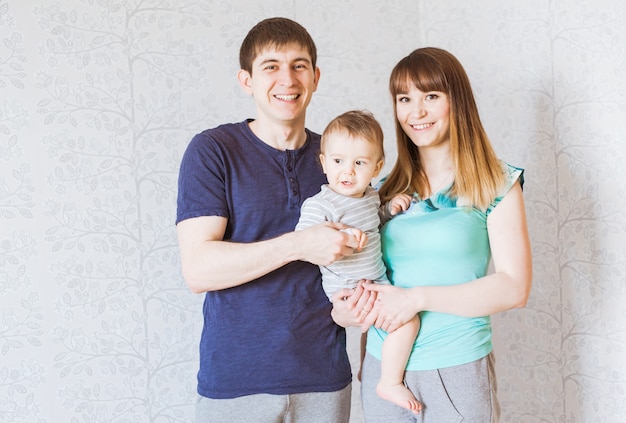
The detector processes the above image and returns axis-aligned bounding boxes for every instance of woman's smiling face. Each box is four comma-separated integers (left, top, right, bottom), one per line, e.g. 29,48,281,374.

395,86,451,150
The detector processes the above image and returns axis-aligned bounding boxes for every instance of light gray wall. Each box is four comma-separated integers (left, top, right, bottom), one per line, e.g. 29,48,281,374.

1,0,624,422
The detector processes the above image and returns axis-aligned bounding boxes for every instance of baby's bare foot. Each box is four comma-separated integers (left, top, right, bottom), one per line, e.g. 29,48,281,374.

376,383,422,414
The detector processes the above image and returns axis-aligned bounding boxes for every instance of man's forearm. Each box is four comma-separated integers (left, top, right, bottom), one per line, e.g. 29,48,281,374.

180,231,300,293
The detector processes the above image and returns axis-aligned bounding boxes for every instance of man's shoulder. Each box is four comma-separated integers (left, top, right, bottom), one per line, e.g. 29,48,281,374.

195,120,248,141
184,121,252,155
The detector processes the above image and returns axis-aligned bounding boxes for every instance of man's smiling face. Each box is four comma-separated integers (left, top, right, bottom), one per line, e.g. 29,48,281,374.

238,44,320,126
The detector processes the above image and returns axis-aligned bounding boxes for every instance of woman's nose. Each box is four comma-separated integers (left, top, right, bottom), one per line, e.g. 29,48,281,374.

412,102,427,117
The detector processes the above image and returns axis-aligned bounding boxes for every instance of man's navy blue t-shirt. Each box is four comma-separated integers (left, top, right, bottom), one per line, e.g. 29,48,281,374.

176,120,352,399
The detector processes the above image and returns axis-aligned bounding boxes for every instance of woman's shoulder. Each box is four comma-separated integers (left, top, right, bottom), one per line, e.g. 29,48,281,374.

485,161,525,215
499,161,524,192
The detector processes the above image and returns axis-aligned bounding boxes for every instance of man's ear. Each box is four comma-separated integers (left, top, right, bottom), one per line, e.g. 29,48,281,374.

313,67,321,92
238,69,253,95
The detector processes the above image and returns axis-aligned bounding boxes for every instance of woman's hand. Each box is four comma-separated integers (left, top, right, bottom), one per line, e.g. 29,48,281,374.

362,283,421,333
331,280,377,329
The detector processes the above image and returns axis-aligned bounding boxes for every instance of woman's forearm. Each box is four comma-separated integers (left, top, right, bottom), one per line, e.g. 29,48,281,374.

414,271,531,318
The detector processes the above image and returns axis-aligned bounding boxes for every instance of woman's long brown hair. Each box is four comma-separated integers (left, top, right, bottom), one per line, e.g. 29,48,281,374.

379,48,505,210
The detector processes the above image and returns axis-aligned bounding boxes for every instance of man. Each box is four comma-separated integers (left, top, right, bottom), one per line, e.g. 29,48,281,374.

176,17,356,422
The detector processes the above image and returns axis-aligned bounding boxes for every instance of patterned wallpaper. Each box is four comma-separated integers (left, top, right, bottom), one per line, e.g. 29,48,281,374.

0,1,624,422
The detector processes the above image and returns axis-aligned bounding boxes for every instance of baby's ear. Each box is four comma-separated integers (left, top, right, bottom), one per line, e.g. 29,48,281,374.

373,159,384,177
319,153,327,173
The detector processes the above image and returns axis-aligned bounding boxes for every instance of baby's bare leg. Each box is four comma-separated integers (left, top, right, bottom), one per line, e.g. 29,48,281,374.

377,315,421,414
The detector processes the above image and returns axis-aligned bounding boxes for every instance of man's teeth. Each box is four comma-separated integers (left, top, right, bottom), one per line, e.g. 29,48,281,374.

275,94,298,100
412,123,433,129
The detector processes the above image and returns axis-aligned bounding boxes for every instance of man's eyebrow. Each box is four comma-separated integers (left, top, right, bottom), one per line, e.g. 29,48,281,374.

257,57,311,66
257,58,277,67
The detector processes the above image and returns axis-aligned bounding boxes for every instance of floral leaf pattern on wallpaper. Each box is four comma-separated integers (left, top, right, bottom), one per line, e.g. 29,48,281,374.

485,2,626,421
33,1,217,420
0,3,44,422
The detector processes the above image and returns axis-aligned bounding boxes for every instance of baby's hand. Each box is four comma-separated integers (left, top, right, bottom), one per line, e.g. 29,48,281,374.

387,193,413,216
342,228,367,252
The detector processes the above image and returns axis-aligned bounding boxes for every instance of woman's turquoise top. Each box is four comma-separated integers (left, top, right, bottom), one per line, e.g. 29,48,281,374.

366,162,524,370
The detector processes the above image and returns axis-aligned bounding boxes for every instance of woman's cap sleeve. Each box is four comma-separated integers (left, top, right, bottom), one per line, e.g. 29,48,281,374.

486,162,525,215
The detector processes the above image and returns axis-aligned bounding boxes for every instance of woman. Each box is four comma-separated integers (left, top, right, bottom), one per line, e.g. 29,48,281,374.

332,47,532,422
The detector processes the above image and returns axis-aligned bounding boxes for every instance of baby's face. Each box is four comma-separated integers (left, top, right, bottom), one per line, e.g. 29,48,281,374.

320,133,384,198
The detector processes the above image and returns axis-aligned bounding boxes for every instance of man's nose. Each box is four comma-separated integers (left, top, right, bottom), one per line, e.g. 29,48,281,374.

277,68,296,85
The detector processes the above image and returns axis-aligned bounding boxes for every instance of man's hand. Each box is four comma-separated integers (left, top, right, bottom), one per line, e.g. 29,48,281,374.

330,281,377,331
296,222,359,266
341,227,367,252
